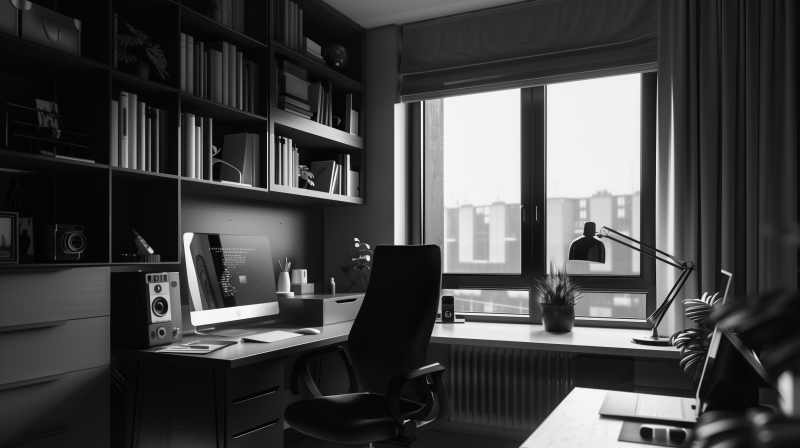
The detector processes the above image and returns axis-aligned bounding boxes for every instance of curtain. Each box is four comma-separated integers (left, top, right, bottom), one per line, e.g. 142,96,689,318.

656,0,797,333
399,0,657,102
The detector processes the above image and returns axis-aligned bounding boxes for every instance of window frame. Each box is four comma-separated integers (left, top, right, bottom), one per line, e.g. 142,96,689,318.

422,72,657,328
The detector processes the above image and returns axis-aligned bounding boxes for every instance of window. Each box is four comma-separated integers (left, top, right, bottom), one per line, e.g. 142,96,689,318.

423,73,656,326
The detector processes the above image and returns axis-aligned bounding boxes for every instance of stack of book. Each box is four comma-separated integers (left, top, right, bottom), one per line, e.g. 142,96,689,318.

180,113,213,181
275,0,304,51
180,34,259,114
307,155,359,197
304,38,323,62
111,92,170,173
277,61,313,120
274,135,298,187
186,0,246,33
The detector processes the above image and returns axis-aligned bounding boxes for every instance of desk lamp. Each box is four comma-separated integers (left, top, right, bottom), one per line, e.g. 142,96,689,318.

568,222,695,346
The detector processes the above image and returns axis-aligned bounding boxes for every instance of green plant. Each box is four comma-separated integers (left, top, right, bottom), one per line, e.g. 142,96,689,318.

117,23,169,80
535,259,582,306
669,292,723,381
298,165,314,187
340,238,373,291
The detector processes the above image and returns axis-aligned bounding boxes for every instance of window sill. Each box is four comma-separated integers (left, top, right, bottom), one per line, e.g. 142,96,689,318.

453,312,652,330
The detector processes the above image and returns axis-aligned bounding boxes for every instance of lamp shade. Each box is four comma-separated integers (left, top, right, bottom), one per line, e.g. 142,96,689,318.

568,222,606,263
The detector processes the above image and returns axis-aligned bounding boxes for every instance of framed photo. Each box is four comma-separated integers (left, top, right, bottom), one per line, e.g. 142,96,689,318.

0,211,19,264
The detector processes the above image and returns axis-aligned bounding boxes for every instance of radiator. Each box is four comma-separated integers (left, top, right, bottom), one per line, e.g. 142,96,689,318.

447,345,575,431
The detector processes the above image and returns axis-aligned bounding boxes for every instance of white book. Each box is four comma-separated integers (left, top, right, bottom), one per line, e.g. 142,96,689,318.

111,100,119,167
330,163,338,193
183,113,196,178
196,125,202,179
119,92,128,168
138,102,146,170
348,171,359,197
145,111,152,171
128,93,138,169
187,35,194,95
152,108,160,173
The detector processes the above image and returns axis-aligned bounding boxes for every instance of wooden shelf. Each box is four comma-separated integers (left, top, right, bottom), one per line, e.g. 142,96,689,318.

180,4,269,53
111,69,179,96
181,93,268,126
111,166,179,180
271,41,364,92
0,34,109,77
180,176,362,206
269,184,364,206
0,149,108,173
272,109,363,151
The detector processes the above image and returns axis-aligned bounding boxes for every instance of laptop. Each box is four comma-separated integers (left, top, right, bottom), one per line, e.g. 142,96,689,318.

599,270,733,423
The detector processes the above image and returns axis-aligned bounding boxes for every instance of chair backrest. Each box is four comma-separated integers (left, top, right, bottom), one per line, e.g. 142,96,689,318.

348,245,442,402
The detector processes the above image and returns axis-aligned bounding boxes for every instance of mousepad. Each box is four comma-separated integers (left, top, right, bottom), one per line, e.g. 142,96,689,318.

619,421,692,447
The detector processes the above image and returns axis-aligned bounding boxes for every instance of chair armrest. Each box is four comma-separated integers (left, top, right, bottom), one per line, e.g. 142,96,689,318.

386,363,449,436
290,345,359,397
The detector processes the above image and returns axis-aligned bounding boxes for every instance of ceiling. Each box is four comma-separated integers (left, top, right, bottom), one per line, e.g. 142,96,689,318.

322,0,525,29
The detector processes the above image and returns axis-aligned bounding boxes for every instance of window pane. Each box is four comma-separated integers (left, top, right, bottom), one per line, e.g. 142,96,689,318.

574,292,646,319
546,74,641,275
443,289,529,315
434,90,522,274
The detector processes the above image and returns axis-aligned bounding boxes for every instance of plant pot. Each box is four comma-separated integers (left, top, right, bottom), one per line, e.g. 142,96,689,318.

541,304,575,332
133,62,150,80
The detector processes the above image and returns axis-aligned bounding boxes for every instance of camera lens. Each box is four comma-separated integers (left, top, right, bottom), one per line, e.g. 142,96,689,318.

63,232,87,252
152,297,169,317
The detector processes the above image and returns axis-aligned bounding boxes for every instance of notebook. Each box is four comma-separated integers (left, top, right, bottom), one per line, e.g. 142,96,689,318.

241,330,303,343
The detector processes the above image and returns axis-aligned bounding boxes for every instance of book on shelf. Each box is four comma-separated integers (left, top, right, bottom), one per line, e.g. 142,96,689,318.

348,169,360,197
182,113,196,178
304,38,323,61
279,96,310,111
138,102,147,170
180,33,186,92
279,59,307,79
209,49,223,103
244,60,259,114
276,0,304,51
151,108,160,173
119,93,128,168
186,0,246,33
111,100,119,167
228,43,237,109
179,38,253,111
217,133,260,186
187,35,194,95
113,14,119,69
128,92,137,169
145,108,152,171
309,160,337,194
278,70,310,101
308,83,323,122
159,110,170,174
345,94,356,135
202,117,213,181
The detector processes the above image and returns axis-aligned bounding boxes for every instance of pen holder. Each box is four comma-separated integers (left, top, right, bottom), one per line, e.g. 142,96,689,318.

277,272,291,293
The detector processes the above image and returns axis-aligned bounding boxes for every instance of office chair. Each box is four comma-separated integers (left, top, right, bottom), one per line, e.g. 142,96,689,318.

285,245,448,447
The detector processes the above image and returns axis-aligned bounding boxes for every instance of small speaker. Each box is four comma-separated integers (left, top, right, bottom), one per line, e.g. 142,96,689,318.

111,272,175,349
168,272,182,342
441,296,455,322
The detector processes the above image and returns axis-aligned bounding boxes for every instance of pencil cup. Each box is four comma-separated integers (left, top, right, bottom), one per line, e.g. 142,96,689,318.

291,269,307,284
277,272,291,292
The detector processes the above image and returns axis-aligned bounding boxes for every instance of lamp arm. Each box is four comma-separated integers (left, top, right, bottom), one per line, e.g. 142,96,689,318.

600,234,687,270
600,226,687,266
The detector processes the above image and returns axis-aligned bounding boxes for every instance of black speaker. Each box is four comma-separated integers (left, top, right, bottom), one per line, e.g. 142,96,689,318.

168,272,182,342
111,272,175,349
441,296,455,322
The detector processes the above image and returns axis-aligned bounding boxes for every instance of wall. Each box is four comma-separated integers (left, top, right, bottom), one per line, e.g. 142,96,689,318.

324,25,408,290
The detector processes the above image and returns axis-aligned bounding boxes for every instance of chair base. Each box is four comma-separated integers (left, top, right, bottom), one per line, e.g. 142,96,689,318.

376,435,415,447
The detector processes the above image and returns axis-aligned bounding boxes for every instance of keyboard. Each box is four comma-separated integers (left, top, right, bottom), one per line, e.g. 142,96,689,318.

635,395,684,419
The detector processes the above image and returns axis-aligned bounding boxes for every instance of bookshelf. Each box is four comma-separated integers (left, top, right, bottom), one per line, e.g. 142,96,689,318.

0,0,366,270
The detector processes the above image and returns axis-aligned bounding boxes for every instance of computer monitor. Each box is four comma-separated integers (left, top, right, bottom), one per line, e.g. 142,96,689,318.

183,233,279,334
695,270,778,415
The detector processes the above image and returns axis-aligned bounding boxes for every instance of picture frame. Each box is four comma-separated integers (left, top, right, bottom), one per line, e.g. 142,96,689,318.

0,211,19,264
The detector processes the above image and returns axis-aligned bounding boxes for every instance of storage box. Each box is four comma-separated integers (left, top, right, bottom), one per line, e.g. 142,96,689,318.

278,293,364,327
15,1,82,56
290,283,314,295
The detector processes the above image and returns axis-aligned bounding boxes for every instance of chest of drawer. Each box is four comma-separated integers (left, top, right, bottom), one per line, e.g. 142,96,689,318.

0,316,109,386
0,268,109,328
0,365,108,448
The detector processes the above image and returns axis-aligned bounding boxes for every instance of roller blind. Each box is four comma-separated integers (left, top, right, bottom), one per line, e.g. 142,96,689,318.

399,0,657,102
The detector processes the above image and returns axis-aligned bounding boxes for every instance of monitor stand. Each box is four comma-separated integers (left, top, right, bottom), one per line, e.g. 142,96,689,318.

195,326,259,337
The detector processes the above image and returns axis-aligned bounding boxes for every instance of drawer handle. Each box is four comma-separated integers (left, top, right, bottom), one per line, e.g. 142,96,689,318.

232,419,278,439
335,298,357,304
0,320,68,333
231,386,279,405
42,20,61,43
0,373,66,392
4,427,68,447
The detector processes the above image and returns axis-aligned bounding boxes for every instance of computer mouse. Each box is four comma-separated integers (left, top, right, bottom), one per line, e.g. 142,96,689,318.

295,328,321,335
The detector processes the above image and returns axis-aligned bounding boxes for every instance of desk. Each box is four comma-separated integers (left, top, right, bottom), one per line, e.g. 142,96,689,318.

115,321,680,448
520,387,649,447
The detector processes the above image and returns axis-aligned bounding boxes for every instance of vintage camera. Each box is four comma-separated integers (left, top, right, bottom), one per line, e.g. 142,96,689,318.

45,224,87,261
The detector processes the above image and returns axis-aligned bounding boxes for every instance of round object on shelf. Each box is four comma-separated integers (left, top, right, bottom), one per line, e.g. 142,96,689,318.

322,44,348,67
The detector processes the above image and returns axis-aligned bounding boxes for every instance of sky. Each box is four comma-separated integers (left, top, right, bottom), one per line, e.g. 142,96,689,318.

441,74,641,208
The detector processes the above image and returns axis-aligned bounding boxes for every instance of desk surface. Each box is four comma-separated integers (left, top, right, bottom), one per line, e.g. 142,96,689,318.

431,322,680,359
521,387,645,447
113,320,679,368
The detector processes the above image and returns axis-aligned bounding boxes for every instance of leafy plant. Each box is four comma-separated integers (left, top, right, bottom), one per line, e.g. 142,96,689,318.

298,165,314,187
340,238,373,291
117,23,169,80
669,292,724,381
535,259,582,306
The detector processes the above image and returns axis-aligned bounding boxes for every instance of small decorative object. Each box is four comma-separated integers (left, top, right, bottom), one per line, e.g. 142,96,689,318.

3,179,34,263
122,227,160,262
340,237,373,291
291,269,307,284
36,99,62,140
298,165,314,189
329,277,336,295
535,259,582,332
669,291,724,381
322,44,348,68
0,211,19,264
117,23,169,80
277,257,293,297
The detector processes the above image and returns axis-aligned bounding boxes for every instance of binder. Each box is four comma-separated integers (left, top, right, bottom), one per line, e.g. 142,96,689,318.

119,92,128,168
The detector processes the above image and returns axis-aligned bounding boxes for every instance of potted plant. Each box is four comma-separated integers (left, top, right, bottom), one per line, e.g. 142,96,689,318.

298,165,315,189
117,23,169,81
669,292,722,381
340,238,373,291
535,259,582,332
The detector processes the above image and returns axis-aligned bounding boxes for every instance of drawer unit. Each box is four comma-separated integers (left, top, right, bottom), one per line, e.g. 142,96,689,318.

0,365,108,448
0,316,109,386
229,418,282,448
279,293,364,326
0,267,109,328
227,361,284,437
